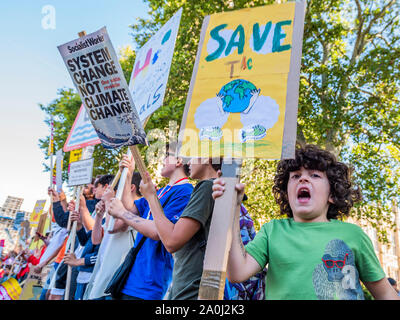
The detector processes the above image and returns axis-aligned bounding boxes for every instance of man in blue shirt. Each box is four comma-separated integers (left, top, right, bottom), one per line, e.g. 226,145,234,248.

108,143,193,300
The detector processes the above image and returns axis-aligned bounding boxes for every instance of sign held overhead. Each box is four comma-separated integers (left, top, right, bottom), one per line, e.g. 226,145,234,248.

58,27,147,149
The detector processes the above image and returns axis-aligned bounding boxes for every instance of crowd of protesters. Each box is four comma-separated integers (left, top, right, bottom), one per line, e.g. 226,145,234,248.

1,144,399,300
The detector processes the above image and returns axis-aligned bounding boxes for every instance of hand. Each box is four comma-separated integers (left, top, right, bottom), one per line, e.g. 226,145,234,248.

95,200,106,218
79,194,87,212
70,211,82,230
139,172,157,200
101,187,115,205
35,232,46,241
212,170,245,205
212,170,225,200
48,188,60,202
63,253,82,267
108,198,126,219
33,265,43,274
119,154,135,175
67,200,76,213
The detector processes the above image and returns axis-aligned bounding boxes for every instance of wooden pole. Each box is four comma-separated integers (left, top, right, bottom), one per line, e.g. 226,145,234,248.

64,185,83,300
64,30,88,300
198,158,242,300
107,149,131,231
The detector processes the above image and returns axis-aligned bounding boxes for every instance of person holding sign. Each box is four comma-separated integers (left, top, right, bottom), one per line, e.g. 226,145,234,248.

138,155,223,300
212,145,400,300
63,209,101,300
107,143,193,300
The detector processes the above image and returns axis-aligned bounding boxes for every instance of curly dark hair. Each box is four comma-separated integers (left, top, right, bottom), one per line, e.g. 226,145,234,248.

272,144,362,220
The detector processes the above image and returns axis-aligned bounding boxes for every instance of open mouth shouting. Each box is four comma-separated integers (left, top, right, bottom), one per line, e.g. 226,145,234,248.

297,186,311,204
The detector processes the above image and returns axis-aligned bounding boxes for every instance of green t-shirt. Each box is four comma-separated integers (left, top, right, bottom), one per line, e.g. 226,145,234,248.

245,218,385,300
168,179,215,300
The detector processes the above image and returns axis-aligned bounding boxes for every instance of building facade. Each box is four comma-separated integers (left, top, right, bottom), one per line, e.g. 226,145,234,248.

0,196,30,254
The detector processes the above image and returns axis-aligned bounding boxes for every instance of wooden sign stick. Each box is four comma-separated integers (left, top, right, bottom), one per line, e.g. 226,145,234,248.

64,31,88,299
64,184,83,300
106,149,131,231
198,158,242,300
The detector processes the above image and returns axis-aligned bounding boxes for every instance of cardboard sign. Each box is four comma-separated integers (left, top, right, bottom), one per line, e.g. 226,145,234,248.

0,278,22,300
69,148,82,163
129,8,182,121
58,27,147,149
178,2,305,159
68,158,94,186
18,272,45,300
29,200,46,227
63,104,101,152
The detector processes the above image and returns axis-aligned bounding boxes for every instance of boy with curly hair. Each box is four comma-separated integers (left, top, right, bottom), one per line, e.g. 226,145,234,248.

212,144,399,300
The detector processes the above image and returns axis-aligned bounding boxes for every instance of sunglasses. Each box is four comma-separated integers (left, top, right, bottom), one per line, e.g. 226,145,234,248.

321,253,349,269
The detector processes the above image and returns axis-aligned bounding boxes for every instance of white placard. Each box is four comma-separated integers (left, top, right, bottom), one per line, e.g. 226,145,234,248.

68,158,94,186
129,8,182,121
58,27,147,149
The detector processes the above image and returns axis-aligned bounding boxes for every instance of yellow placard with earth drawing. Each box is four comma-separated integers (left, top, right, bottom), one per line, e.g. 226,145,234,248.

178,1,306,159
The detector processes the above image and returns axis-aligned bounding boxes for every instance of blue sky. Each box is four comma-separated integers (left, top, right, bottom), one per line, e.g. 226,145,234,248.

0,0,149,212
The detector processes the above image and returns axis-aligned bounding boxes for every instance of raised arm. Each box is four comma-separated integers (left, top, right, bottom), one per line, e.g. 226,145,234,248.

108,198,160,240
91,200,105,245
119,154,137,212
212,176,261,283
139,172,201,253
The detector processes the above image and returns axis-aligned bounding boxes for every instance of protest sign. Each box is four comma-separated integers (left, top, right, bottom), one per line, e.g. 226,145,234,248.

69,148,82,163
129,8,182,121
107,10,182,230
68,157,94,187
58,27,147,149
176,2,306,300
0,278,22,300
29,200,46,227
178,2,305,160
63,104,101,152
12,211,25,231
18,220,31,247
55,149,63,192
18,271,46,300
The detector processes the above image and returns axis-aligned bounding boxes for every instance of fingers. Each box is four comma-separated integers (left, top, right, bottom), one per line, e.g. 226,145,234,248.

212,178,225,200
70,211,80,222
211,179,245,201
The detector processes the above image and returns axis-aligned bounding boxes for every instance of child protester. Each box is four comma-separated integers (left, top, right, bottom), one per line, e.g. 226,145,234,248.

212,144,400,300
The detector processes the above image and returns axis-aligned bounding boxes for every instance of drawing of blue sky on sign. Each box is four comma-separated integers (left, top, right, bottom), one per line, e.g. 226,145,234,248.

63,104,101,152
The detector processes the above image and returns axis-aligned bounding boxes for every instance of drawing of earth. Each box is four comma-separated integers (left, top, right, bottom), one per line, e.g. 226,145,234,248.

217,79,259,113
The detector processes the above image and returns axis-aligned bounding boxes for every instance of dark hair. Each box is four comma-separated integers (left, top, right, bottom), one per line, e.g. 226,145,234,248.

210,157,223,173
273,144,361,220
131,172,142,197
388,277,397,286
166,142,190,177
95,174,115,188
